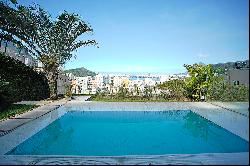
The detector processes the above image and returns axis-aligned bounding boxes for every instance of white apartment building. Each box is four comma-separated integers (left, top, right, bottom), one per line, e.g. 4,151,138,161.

95,74,104,89
65,73,76,81
74,77,88,94
159,75,170,83
68,73,190,96
144,78,156,86
127,80,142,95
0,41,41,68
109,76,130,93
72,76,98,95
71,75,101,95
88,77,97,94
113,76,125,87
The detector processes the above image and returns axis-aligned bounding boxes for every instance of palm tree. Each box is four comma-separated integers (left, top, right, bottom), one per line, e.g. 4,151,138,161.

0,1,37,52
1,3,97,99
35,11,97,99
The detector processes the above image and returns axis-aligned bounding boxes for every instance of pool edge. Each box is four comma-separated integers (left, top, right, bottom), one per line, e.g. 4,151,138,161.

0,152,248,165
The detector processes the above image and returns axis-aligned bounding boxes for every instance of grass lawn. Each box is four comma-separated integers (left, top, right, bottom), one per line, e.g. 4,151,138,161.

0,104,39,120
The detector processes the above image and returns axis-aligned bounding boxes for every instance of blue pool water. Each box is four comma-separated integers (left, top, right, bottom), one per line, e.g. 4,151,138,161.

7,110,249,156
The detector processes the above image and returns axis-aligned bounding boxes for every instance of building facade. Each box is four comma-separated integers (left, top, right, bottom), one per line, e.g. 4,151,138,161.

225,69,249,87
0,41,39,68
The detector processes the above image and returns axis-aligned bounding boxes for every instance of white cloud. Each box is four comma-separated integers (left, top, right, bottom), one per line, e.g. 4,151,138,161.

197,53,209,58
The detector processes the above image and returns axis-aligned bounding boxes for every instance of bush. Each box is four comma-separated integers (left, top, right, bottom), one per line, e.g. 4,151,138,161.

183,64,214,101
0,52,50,111
207,76,249,101
157,79,187,101
64,84,73,98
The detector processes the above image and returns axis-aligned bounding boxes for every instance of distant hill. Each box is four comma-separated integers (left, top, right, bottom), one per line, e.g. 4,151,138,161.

211,60,249,70
64,67,96,77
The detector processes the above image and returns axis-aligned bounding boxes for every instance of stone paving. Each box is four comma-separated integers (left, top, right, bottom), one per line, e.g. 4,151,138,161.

208,102,249,117
0,98,68,136
14,100,54,106
0,152,248,165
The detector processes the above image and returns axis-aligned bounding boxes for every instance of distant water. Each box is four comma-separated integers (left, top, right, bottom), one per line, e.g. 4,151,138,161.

7,110,249,156
129,76,160,81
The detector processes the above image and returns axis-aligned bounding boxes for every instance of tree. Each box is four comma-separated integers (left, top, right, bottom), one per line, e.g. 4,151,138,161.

207,76,249,101
184,63,214,101
0,1,38,54
117,83,128,98
133,84,140,96
1,3,97,99
143,85,153,100
157,79,186,101
32,8,97,99
110,79,114,95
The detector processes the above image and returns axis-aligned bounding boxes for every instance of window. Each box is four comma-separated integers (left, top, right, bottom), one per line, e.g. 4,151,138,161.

233,80,240,85
24,58,29,65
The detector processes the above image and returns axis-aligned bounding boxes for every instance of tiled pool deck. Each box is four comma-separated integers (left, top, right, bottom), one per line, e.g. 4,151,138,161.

0,99,249,165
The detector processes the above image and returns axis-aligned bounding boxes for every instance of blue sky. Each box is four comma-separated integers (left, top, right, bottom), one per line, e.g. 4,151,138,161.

19,0,249,74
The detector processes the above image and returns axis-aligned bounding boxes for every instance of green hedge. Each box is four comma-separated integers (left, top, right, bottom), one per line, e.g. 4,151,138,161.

207,77,249,102
0,52,49,111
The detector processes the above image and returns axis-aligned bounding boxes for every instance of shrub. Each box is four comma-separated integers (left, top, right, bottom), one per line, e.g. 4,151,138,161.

157,79,186,101
184,64,214,101
207,76,249,101
65,84,73,97
0,52,50,111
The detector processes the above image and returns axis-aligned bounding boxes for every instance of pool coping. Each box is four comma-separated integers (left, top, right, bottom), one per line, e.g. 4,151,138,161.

0,98,68,137
0,152,249,165
0,101,249,165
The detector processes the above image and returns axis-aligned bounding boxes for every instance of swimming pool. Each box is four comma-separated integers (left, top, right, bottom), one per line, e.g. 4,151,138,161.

6,110,248,156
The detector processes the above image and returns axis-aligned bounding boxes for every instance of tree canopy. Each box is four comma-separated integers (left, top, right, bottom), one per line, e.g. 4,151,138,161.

184,63,214,101
1,2,97,99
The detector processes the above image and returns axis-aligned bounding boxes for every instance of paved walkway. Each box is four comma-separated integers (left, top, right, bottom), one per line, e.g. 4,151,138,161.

70,96,91,101
14,100,54,106
0,98,68,136
208,102,249,117
0,97,92,136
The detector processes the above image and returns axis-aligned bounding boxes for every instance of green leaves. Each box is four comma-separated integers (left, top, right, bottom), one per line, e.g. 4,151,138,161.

207,76,249,101
183,63,215,101
34,10,97,69
183,63,249,101
10,0,18,4
1,2,97,98
0,52,50,110
157,79,186,101
1,2,97,68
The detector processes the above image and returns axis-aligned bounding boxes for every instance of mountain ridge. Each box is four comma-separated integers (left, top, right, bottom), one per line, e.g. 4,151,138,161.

63,67,96,77
211,60,249,70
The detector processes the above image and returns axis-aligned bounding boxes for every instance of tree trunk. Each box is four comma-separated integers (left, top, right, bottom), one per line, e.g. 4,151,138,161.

45,68,58,100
